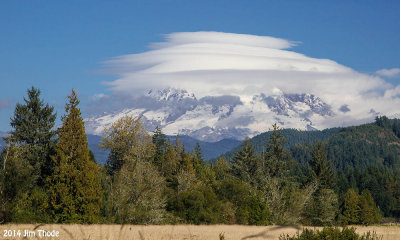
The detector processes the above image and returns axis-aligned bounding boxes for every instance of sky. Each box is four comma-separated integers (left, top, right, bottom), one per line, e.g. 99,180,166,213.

0,0,399,131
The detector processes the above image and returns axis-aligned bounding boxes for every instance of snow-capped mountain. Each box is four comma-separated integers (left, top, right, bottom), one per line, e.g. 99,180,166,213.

85,88,336,142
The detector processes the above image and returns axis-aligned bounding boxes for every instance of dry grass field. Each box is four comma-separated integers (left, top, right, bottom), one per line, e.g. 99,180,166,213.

0,224,399,240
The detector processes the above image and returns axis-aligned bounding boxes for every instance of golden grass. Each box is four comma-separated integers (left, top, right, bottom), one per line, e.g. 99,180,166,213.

0,224,399,240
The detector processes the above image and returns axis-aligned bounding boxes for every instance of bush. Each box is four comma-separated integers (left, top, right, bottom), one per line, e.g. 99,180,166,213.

279,227,382,240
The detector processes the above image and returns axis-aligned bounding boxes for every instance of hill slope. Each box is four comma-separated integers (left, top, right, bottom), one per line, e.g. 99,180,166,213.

88,134,241,165
222,127,341,160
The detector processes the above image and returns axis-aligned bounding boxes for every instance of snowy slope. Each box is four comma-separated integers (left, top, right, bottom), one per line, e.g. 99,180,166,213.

85,88,337,142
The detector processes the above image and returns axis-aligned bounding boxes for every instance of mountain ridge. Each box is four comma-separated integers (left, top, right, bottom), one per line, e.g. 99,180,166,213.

85,87,340,142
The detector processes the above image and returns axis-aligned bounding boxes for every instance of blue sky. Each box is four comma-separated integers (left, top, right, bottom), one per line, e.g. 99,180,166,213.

1,0,399,131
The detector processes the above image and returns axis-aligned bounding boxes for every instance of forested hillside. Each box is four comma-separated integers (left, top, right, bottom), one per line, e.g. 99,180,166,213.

222,127,341,160
0,87,398,226
88,134,241,165
224,116,400,220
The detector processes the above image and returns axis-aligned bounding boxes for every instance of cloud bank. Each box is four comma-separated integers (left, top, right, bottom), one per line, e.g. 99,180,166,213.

376,68,400,78
101,31,400,127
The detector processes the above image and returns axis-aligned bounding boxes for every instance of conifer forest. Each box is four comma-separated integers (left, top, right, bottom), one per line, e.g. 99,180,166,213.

3,87,400,227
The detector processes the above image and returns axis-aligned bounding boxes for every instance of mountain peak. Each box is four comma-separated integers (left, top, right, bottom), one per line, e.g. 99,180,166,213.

147,87,197,102
85,88,339,142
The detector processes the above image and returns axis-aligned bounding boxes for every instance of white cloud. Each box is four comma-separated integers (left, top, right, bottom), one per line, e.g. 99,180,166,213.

91,93,107,100
376,68,400,78
101,31,400,127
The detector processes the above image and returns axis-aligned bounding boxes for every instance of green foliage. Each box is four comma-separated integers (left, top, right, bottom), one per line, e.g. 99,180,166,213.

309,142,335,189
263,123,293,179
0,145,34,222
213,156,230,180
152,126,167,170
375,115,391,129
113,158,166,224
280,227,382,240
101,116,165,224
230,139,259,186
359,190,381,225
303,188,338,226
12,187,52,223
216,178,270,225
223,127,341,161
101,116,154,175
0,87,57,223
2,87,398,226
4,86,56,186
341,188,361,225
47,90,103,223
176,185,221,224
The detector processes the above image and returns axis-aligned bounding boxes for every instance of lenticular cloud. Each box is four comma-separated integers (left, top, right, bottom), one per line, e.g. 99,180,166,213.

103,31,400,123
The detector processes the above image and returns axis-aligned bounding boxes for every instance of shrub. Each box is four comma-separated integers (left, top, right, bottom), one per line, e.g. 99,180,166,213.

279,227,382,240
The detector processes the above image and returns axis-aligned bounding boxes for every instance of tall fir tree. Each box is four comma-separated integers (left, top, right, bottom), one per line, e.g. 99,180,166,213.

190,142,205,175
263,123,288,178
47,90,102,223
152,126,167,170
230,138,259,186
303,142,337,225
5,86,56,186
309,141,335,190
194,142,204,162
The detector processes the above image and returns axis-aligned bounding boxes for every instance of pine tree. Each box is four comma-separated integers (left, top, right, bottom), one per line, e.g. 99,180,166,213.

264,123,288,178
303,142,338,225
48,90,102,223
230,139,259,186
152,126,167,170
266,123,286,161
190,142,207,180
309,141,335,190
5,86,56,186
194,142,204,162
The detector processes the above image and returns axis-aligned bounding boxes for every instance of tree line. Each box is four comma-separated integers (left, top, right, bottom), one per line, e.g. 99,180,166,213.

0,87,383,225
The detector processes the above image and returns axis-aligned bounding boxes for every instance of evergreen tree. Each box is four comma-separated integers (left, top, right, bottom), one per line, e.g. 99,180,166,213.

162,140,179,181
341,188,360,225
264,123,288,178
152,126,167,170
5,86,56,186
48,90,102,223
303,188,337,226
0,145,33,222
359,189,381,225
391,118,400,138
214,156,230,181
230,139,259,186
191,144,207,181
309,142,335,189
266,123,286,161
194,142,204,162
375,115,391,129
302,142,338,225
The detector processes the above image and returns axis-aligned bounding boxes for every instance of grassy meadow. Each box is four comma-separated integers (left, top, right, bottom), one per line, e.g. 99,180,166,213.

0,224,399,240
